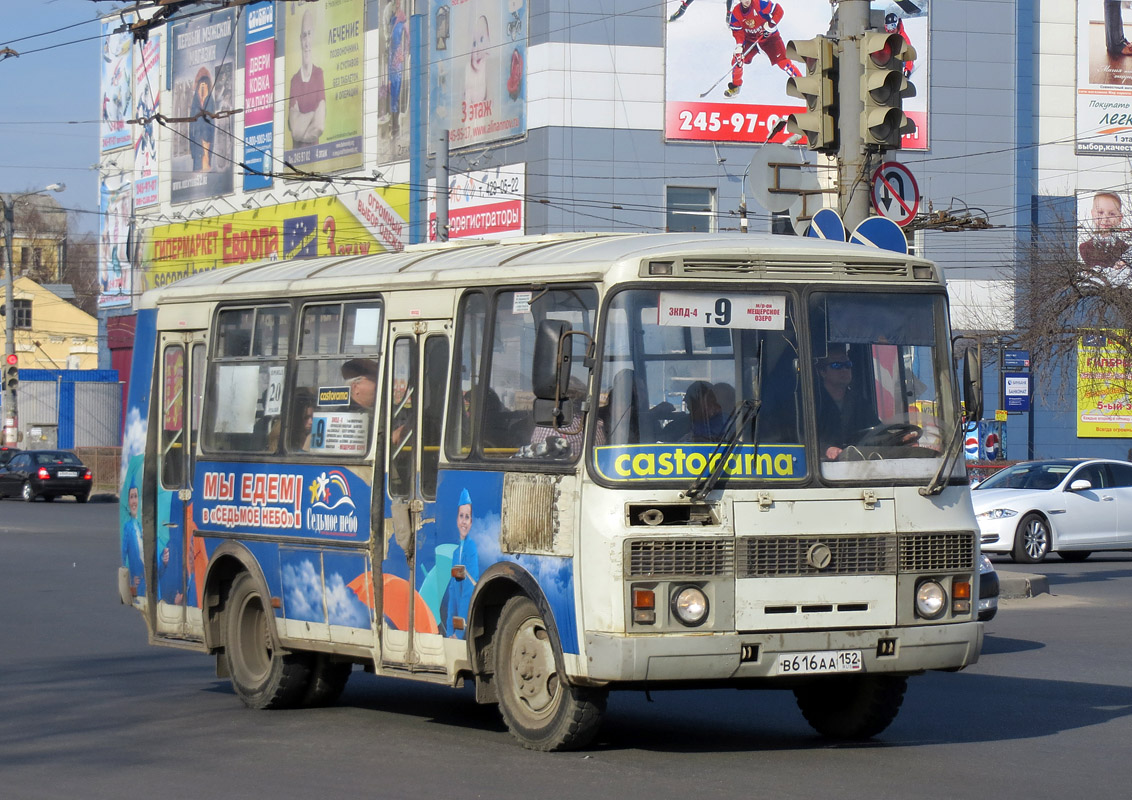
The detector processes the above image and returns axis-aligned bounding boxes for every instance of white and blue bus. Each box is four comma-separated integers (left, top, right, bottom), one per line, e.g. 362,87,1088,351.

119,232,983,750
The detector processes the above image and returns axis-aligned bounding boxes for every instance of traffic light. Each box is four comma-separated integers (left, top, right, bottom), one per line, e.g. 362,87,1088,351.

860,30,916,149
785,35,838,152
3,363,17,392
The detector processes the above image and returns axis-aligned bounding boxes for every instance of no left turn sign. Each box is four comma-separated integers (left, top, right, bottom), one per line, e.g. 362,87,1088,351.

871,162,920,227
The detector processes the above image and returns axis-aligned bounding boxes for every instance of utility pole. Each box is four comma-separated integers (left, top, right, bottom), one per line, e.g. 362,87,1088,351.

1,183,65,446
837,0,869,229
436,130,449,242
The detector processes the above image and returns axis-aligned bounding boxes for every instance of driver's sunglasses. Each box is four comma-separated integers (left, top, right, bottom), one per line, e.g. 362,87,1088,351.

824,360,853,370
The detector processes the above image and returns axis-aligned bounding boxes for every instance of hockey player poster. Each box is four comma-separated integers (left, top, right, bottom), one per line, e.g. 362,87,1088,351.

1076,1,1132,155
133,34,160,208
664,1,928,151
100,17,132,153
429,0,528,150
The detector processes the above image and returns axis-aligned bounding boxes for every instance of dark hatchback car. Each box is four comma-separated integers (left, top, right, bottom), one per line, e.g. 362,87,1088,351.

0,450,92,502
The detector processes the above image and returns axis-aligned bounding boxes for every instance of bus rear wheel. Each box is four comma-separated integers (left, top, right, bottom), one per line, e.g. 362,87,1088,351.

224,571,311,709
793,674,907,740
493,595,606,751
301,654,352,707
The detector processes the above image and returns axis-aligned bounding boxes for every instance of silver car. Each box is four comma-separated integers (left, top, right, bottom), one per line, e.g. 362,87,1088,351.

972,458,1132,563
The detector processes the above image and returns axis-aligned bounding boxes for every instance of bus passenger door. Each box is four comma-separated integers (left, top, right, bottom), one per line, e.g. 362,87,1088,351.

381,321,450,670
154,332,206,639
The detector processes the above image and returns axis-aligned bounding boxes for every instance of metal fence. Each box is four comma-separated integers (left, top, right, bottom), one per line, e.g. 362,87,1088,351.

14,370,122,449
73,446,121,497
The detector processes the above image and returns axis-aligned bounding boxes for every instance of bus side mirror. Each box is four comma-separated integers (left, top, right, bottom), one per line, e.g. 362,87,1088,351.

532,320,573,427
532,319,572,401
963,349,983,422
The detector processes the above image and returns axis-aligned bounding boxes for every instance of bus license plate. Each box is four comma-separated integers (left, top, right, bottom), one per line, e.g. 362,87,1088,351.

776,650,862,675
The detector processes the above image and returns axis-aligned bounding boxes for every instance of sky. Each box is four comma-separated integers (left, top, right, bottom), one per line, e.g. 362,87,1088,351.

1,0,106,234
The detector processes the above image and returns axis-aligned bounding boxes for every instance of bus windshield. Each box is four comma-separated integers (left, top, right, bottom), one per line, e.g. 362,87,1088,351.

594,287,959,485
809,291,958,482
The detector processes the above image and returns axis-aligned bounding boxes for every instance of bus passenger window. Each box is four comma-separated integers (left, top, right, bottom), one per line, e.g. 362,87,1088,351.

203,305,291,454
447,292,487,460
388,338,415,497
291,300,383,457
420,336,449,498
482,287,597,460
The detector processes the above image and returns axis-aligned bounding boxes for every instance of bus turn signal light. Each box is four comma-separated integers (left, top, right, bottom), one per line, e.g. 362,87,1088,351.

632,587,656,625
952,580,971,615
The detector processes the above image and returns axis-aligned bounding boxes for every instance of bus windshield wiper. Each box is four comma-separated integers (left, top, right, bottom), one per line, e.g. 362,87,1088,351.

919,415,965,496
685,398,760,500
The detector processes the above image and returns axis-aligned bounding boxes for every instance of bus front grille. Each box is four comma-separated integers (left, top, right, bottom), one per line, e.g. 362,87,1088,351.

626,538,735,578
738,535,897,577
626,532,975,579
898,532,975,572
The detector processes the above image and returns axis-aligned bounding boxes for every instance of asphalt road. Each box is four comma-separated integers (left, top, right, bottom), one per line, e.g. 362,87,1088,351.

2,499,1131,799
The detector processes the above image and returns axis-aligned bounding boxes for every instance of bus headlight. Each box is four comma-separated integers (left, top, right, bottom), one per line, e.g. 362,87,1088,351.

915,580,947,619
671,585,709,626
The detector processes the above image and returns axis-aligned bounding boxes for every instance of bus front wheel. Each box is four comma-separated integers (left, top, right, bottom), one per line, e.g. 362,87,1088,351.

793,674,907,740
493,595,606,751
224,571,311,709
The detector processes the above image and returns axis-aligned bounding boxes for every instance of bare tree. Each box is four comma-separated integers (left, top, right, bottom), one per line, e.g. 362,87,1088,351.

63,231,100,317
1012,204,1132,408
3,192,68,286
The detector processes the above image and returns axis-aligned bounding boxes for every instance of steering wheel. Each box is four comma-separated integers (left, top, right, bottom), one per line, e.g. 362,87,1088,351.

855,421,922,448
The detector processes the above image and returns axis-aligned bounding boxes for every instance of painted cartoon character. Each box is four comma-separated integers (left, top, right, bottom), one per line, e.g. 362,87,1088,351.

121,481,145,597
445,488,479,639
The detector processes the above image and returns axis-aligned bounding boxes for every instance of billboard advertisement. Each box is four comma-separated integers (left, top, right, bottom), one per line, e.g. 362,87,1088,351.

142,187,409,291
1077,189,1132,283
133,34,160,208
664,0,928,150
377,0,411,163
428,164,525,240
1078,331,1132,437
1076,1,1132,155
100,17,133,152
283,0,365,173
243,2,275,191
170,8,237,204
429,0,527,150
99,173,132,308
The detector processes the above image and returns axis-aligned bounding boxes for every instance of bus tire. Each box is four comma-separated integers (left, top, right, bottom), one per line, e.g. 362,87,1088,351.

793,674,907,740
493,595,606,751
301,654,351,707
224,571,311,709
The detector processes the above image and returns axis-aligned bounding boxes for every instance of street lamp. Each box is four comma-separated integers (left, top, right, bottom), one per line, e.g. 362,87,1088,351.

1,182,65,445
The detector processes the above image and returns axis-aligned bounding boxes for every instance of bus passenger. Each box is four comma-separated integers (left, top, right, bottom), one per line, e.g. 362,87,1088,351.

685,380,728,441
341,358,379,410
290,389,316,450
527,377,603,457
814,348,876,460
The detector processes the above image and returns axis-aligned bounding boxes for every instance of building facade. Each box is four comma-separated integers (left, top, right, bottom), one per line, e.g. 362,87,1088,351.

96,1,1132,461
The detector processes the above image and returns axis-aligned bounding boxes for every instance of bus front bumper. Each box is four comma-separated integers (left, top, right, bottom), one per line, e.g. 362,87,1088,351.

583,622,982,684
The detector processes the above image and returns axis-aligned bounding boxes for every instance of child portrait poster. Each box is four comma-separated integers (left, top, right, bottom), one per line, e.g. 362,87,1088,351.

429,0,528,151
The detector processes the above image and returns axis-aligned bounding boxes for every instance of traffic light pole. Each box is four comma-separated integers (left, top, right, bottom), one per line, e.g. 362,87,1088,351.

1,196,19,446
837,0,870,230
